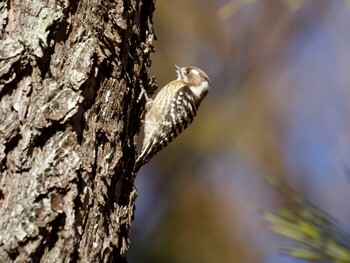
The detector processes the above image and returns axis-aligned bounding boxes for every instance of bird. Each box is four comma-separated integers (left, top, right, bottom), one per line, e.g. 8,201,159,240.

135,64,210,172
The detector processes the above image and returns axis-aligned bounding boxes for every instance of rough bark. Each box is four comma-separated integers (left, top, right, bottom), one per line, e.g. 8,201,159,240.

0,0,155,262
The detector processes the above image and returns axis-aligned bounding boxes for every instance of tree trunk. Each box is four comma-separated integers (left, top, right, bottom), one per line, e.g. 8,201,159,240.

0,0,155,262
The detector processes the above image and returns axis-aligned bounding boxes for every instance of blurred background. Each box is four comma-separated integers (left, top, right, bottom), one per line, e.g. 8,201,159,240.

129,0,350,262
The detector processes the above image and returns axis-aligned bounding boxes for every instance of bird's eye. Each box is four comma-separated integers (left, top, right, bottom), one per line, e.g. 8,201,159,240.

186,69,191,74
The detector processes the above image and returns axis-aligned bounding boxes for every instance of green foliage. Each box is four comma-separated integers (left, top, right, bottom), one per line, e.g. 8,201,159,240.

263,178,350,262
218,0,256,20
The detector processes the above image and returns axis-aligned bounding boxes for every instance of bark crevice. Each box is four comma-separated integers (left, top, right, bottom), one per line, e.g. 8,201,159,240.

0,0,155,262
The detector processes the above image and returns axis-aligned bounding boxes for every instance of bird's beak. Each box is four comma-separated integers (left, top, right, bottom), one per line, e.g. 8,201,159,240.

173,64,182,80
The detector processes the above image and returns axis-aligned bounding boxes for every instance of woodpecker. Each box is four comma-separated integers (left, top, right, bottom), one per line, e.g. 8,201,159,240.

135,65,210,172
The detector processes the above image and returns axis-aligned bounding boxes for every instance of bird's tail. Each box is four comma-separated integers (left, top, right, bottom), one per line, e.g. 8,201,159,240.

134,141,154,172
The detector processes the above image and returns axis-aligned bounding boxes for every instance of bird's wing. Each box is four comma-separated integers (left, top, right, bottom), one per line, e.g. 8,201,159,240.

135,85,198,170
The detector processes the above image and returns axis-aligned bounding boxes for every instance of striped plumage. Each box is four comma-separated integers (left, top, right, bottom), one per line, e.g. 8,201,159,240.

135,65,210,172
